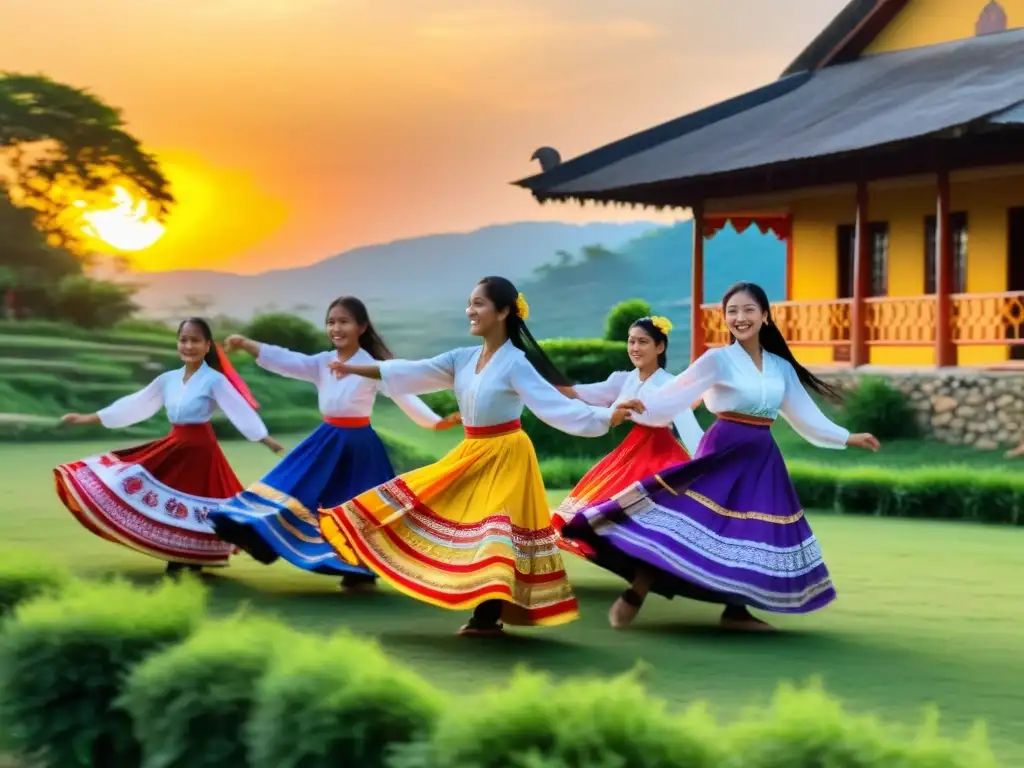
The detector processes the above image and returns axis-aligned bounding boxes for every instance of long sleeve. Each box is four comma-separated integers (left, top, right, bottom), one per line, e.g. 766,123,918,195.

510,361,612,438
777,362,849,449
640,350,723,425
97,375,166,429
673,410,705,456
382,388,444,429
256,344,321,385
572,371,631,406
211,376,270,441
379,351,457,397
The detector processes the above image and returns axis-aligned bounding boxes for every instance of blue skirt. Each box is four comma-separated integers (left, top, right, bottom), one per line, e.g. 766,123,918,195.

208,421,395,576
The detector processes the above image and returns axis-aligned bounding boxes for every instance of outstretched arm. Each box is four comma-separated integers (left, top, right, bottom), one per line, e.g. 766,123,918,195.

332,350,458,397
510,362,614,438
62,375,166,429
629,351,721,424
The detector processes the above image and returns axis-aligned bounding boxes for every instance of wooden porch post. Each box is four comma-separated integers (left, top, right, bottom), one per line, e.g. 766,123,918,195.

785,220,794,301
850,181,870,367
690,202,706,363
934,170,956,367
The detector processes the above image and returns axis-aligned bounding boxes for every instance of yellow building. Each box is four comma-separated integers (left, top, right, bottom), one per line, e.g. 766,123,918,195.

516,0,1024,368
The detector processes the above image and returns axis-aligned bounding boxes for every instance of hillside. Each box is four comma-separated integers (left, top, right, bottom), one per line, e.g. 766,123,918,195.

127,221,662,320
373,221,786,362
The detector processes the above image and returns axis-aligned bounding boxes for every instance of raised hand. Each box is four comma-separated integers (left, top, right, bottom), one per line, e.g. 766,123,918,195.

223,334,246,352
847,432,880,452
609,406,633,427
328,360,350,379
617,398,646,414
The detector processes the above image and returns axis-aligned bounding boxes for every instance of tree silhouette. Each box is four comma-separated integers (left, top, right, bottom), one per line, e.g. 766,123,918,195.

0,73,173,253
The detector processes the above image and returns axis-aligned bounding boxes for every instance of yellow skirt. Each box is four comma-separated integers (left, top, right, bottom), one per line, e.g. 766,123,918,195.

318,420,579,626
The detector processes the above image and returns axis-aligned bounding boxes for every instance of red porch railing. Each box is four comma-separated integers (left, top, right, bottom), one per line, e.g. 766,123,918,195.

700,290,1024,361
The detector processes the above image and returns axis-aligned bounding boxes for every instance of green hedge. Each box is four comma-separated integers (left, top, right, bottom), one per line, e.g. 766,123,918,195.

121,615,297,768
0,550,71,618
0,572,999,768
537,457,1024,526
0,578,205,768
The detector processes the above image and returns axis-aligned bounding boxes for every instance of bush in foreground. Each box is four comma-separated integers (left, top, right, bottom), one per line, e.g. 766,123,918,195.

0,549,70,618
247,632,442,768
725,680,995,768
122,614,297,768
0,577,206,768
393,668,722,768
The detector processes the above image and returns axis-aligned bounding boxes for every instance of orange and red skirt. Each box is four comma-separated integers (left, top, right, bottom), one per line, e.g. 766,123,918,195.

54,423,241,566
552,423,692,559
319,419,578,626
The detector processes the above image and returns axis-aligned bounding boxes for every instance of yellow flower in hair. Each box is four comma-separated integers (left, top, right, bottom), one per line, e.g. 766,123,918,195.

515,292,530,321
650,315,673,335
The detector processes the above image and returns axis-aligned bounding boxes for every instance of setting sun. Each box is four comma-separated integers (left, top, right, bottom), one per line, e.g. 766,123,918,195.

78,186,166,252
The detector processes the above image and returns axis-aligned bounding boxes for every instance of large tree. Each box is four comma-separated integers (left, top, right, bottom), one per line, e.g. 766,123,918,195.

0,72,173,253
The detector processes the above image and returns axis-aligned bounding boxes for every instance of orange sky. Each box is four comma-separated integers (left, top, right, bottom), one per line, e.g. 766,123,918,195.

1,0,847,273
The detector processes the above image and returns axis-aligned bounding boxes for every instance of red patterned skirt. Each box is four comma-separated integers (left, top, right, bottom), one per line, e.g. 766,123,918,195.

552,424,691,558
54,423,242,566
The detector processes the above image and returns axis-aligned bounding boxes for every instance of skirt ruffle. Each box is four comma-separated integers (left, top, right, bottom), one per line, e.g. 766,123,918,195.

319,423,578,626
53,423,241,566
562,416,836,614
208,421,389,576
553,424,690,559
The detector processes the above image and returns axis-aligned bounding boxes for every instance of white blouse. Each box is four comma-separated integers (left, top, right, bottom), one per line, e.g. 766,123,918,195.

379,340,613,437
574,368,705,456
97,362,269,442
639,343,850,449
257,345,441,428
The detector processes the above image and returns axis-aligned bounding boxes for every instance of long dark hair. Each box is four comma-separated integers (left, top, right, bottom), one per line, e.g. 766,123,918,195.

477,276,571,387
325,296,393,361
630,317,669,369
722,282,841,401
177,317,222,372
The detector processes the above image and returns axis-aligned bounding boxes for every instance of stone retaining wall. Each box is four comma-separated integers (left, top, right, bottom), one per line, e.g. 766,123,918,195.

813,368,1024,450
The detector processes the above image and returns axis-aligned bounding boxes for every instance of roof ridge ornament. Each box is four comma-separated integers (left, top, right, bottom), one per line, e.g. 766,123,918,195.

531,147,561,172
976,0,1007,35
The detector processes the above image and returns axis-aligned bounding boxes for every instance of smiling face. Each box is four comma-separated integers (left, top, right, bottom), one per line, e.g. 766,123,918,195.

724,290,768,344
325,304,365,353
177,322,211,365
466,283,509,338
627,325,664,371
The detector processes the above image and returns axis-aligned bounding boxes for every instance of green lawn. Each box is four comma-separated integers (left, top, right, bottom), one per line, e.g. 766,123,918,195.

1,432,1022,762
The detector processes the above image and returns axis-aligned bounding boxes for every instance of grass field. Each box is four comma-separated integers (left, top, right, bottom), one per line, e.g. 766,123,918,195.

1,432,1023,762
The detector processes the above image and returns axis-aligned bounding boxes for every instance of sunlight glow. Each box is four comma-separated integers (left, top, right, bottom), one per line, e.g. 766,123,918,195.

78,186,166,252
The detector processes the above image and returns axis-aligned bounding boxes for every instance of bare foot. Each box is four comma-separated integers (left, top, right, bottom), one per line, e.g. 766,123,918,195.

608,596,641,629
1005,445,1024,459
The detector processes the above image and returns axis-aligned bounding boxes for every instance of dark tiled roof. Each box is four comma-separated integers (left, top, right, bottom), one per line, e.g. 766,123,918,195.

523,29,1024,200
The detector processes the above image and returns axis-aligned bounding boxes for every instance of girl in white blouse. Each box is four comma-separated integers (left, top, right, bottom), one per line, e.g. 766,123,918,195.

552,315,704,560
207,296,459,588
54,317,282,576
561,282,880,632
319,276,626,636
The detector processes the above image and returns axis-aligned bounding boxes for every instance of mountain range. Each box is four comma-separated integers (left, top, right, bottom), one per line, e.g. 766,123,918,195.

127,220,786,360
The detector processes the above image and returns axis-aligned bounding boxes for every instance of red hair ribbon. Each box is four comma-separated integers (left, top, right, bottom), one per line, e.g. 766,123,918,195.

215,343,260,409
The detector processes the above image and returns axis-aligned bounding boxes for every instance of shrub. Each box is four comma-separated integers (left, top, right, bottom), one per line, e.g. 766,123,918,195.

0,577,206,768
121,614,297,768
379,429,439,473
247,632,442,768
604,298,653,342
0,549,71,618
842,376,920,440
243,313,325,355
52,275,139,330
723,680,995,768
541,338,626,384
393,668,722,768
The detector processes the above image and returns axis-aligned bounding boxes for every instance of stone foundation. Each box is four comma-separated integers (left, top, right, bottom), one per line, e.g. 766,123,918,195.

813,368,1024,450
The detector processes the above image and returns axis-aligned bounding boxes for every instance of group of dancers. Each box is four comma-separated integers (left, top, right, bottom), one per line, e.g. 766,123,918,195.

53,276,880,635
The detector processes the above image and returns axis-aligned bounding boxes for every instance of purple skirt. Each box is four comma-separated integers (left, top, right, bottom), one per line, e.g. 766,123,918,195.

561,415,836,614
